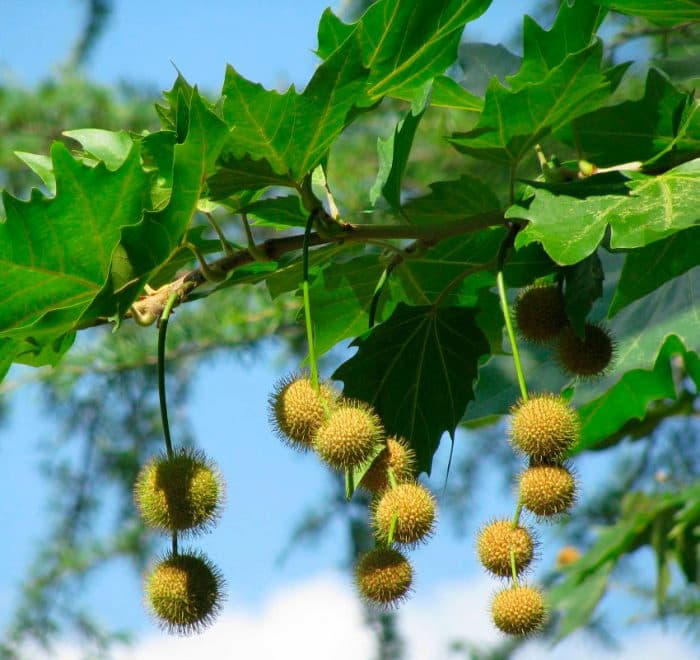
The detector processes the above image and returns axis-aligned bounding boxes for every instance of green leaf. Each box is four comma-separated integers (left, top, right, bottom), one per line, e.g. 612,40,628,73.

549,561,614,640
430,76,483,112
401,175,501,225
333,303,490,474
219,35,368,181
595,0,700,26
563,251,604,334
609,226,700,316
0,140,148,338
511,159,700,264
316,7,354,59
243,195,306,230
83,89,229,322
309,255,390,356
456,43,521,95
13,152,56,193
370,92,429,208
450,43,611,165
207,154,296,197
509,0,606,88
567,69,700,168
63,129,134,170
316,0,492,101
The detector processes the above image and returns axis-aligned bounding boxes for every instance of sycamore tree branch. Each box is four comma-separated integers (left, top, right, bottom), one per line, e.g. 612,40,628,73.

81,210,506,330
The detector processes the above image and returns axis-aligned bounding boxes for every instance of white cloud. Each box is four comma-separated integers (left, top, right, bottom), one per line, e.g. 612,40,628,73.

45,574,697,660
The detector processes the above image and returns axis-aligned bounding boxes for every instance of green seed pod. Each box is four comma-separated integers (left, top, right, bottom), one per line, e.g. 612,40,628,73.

556,323,615,378
145,550,225,635
359,436,416,493
513,285,568,343
491,585,547,636
355,547,413,608
313,400,384,469
134,448,224,535
510,394,580,462
477,519,536,578
519,463,577,517
269,375,338,450
372,482,436,547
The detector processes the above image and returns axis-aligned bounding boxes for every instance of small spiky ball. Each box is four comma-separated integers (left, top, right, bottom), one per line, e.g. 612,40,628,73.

355,547,413,608
556,323,615,377
313,401,384,469
477,520,535,578
510,394,580,462
491,585,547,635
513,284,568,343
145,551,224,635
134,449,224,535
270,375,337,450
359,436,416,493
556,545,582,568
372,482,436,547
519,464,576,517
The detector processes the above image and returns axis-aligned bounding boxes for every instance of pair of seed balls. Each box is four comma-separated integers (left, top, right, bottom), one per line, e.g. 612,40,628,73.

514,284,615,377
133,449,226,634
271,376,437,608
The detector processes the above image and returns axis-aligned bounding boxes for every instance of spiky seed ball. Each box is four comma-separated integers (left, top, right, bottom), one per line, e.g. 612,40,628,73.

359,436,416,493
491,585,547,636
556,545,582,568
372,482,436,547
477,520,535,578
556,323,615,377
313,401,384,469
145,551,224,635
355,547,413,608
519,464,576,517
134,449,224,535
269,376,337,450
510,394,580,462
513,285,568,343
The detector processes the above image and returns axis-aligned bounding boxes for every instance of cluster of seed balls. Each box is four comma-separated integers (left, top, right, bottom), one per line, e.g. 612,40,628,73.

132,448,226,634
477,284,615,636
270,374,437,608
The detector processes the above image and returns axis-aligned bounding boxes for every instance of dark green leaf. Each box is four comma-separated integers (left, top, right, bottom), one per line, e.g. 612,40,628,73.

243,195,306,230
564,251,604,334
208,153,296,197
457,43,521,95
609,226,700,316
333,303,490,474
595,0,700,26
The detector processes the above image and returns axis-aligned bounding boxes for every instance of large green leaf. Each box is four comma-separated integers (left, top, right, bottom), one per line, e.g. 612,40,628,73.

511,159,700,264
450,43,611,165
430,76,484,112
333,303,490,474
218,36,368,182
609,226,700,316
456,43,521,95
243,195,307,230
595,0,700,26
566,68,700,168
0,140,148,337
316,0,492,101
563,251,604,334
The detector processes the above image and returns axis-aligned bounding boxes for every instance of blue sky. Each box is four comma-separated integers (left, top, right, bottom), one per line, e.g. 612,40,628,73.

0,1,697,659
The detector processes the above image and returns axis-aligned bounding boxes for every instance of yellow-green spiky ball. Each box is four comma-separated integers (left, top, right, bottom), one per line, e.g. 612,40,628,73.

355,547,413,608
510,394,580,462
372,482,436,547
477,519,535,578
519,464,576,516
359,436,416,493
145,551,224,635
313,401,384,469
514,285,568,343
556,323,615,377
134,449,224,535
269,375,337,450
491,585,547,636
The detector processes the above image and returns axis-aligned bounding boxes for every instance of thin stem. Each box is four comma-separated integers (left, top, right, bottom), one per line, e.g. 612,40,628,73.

368,267,390,328
497,270,528,401
387,513,398,545
512,500,523,528
240,212,267,261
158,292,179,458
510,549,519,587
387,468,398,490
302,213,319,391
205,212,233,255
171,531,179,556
